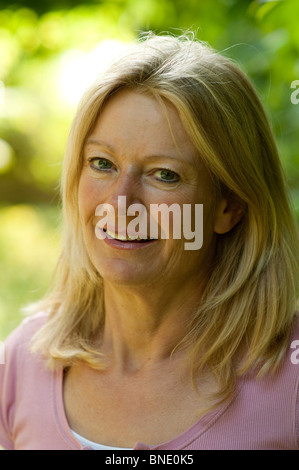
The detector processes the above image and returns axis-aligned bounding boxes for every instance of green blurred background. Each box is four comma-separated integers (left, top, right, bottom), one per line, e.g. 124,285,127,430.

0,0,299,339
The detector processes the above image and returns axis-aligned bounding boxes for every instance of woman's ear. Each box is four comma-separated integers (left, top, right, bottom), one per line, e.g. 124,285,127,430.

213,194,245,235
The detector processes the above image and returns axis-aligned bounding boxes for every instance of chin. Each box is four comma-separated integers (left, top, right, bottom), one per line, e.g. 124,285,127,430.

92,257,156,287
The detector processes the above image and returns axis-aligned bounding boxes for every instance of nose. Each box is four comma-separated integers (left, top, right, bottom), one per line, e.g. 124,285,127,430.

105,166,142,216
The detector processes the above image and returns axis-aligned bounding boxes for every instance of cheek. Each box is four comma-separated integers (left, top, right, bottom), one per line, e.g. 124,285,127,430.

78,173,99,224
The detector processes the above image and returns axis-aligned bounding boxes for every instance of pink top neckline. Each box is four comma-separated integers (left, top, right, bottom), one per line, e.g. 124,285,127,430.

52,366,246,450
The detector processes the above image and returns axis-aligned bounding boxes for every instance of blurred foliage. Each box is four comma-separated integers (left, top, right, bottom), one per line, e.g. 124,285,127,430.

0,0,299,337
0,203,60,337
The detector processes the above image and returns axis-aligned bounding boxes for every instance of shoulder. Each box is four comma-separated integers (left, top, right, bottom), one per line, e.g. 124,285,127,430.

1,312,49,385
0,312,50,450
3,312,48,364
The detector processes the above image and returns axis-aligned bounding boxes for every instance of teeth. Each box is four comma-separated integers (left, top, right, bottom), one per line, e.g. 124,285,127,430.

106,229,127,241
105,228,151,241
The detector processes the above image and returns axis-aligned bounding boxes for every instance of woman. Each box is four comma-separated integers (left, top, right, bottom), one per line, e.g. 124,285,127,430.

0,33,298,450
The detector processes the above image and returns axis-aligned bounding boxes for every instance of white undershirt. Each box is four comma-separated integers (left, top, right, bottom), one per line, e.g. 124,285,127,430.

71,429,132,450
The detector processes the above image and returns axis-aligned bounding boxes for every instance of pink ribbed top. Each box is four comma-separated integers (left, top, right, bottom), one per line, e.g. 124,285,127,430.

1,312,299,450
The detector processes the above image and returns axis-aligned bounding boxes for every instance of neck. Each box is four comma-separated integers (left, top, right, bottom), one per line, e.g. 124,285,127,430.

99,277,205,374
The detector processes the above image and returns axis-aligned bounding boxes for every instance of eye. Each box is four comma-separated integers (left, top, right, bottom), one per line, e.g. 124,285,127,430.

154,169,180,183
88,157,113,172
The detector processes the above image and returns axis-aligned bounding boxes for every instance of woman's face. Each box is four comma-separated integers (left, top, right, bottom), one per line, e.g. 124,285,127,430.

78,89,221,289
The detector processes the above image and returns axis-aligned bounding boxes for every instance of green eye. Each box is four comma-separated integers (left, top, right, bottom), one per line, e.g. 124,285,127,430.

89,158,113,171
155,169,180,183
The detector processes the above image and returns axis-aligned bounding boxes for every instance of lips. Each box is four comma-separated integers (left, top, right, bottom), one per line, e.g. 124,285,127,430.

95,227,158,250
103,227,156,242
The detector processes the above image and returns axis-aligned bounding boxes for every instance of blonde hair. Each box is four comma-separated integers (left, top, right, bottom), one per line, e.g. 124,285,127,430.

30,33,299,405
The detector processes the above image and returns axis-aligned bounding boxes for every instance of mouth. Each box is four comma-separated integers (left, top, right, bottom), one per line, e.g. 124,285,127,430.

94,224,159,250
103,228,157,243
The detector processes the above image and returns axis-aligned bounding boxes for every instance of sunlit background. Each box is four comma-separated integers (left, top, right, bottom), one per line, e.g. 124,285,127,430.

0,0,299,339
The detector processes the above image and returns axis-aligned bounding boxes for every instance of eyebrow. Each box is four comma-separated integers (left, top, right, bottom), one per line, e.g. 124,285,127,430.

84,138,196,168
85,138,114,152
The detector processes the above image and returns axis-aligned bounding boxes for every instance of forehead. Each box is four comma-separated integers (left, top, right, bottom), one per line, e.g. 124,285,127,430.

87,89,201,168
